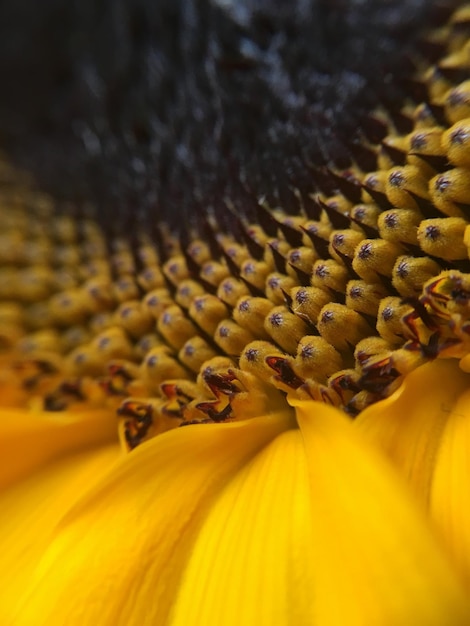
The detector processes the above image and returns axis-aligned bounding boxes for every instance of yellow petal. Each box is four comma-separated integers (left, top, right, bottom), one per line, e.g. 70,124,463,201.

0,407,118,489
431,385,470,585
355,359,470,585
294,398,470,626
170,428,316,625
6,400,469,626
355,359,470,504
0,443,120,616
6,411,294,626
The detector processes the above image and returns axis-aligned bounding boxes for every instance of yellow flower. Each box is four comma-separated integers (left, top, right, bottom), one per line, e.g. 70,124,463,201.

2,2,470,624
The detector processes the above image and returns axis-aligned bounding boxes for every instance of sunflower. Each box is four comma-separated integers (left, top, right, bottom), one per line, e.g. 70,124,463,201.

1,1,470,624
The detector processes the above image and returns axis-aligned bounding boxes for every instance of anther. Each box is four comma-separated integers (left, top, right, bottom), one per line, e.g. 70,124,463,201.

141,346,189,392
216,277,250,306
220,241,250,266
143,288,173,319
407,126,446,173
290,285,331,326
295,336,343,383
316,303,373,352
49,289,90,326
353,238,404,283
350,204,380,235
113,276,141,302
285,247,317,279
391,255,442,298
378,209,422,246
240,259,271,290
239,340,293,393
175,279,206,309
200,260,230,287
163,256,190,286
157,305,198,350
115,301,154,338
417,217,468,261
363,171,394,210
353,336,390,368
233,297,273,338
443,119,470,168
429,167,470,217
187,239,211,265
385,165,430,211
188,294,228,335
444,81,470,124
137,266,165,291
376,297,412,345
265,272,297,305
329,229,364,265
214,319,255,356
311,259,349,293
83,277,115,312
264,305,308,354
134,333,163,359
345,280,388,316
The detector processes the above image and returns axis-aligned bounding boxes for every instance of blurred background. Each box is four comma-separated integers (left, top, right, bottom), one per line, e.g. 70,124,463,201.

0,0,451,225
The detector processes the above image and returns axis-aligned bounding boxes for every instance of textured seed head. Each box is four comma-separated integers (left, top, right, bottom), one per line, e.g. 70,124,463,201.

2,3,470,449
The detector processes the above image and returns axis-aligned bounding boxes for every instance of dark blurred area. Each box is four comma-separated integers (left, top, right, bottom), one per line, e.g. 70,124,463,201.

0,0,457,228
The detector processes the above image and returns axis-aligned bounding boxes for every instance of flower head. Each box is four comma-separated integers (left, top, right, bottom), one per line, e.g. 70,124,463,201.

1,1,470,624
